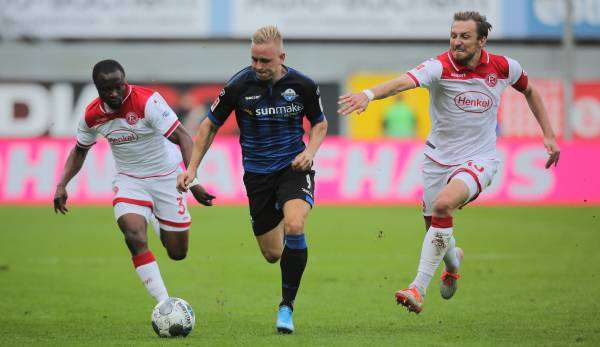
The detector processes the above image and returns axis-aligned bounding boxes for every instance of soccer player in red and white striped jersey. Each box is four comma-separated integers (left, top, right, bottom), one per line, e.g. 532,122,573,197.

54,60,215,304
339,12,560,313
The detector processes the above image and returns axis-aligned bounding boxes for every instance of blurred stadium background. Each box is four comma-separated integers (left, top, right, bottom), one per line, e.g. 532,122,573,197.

0,0,599,205
1,0,599,345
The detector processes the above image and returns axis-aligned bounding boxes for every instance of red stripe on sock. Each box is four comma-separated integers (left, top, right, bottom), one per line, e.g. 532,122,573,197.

132,250,155,268
431,216,453,228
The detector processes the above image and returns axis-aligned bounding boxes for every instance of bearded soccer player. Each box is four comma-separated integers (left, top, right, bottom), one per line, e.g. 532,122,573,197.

53,59,215,304
338,12,560,313
177,26,328,333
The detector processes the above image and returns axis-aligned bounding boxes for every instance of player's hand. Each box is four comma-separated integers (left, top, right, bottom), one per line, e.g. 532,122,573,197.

189,185,216,206
176,170,195,193
338,92,370,116
543,136,560,169
53,184,69,214
291,150,314,171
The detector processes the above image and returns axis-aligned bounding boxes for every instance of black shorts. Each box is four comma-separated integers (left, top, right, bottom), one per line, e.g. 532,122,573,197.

243,166,315,236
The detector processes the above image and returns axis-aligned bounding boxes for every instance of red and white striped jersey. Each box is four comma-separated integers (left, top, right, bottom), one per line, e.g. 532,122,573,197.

406,49,528,165
76,84,182,178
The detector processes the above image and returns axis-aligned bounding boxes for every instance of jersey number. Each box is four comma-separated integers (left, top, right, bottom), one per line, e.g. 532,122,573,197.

467,161,484,173
177,197,186,215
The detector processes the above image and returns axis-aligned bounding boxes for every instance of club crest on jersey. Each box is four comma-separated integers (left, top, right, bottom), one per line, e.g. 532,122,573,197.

125,112,139,125
282,88,297,102
486,73,498,87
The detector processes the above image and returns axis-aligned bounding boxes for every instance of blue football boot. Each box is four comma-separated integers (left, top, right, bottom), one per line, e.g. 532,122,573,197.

276,305,294,334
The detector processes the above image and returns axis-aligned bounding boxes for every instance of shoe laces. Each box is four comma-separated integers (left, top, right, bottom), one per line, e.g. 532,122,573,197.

441,271,460,285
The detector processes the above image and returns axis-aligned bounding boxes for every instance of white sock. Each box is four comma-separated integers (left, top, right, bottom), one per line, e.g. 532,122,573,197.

411,217,454,294
132,251,169,303
443,236,460,272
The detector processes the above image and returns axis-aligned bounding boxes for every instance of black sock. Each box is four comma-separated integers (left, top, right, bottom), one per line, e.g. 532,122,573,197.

280,234,308,310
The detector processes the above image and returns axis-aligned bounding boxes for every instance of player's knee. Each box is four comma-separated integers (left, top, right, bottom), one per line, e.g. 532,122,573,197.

123,229,147,250
167,249,187,261
262,249,281,263
283,218,304,235
432,198,454,217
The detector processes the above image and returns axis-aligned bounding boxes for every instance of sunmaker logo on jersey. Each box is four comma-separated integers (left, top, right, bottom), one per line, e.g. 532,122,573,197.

255,103,304,117
106,129,138,145
454,91,493,113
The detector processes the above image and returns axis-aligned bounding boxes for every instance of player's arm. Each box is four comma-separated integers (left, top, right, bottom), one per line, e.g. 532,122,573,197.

53,145,89,214
292,118,328,171
292,82,329,171
337,74,417,116
177,81,236,192
521,83,560,168
167,125,215,206
175,117,220,192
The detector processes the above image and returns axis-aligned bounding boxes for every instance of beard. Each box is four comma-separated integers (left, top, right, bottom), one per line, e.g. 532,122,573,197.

453,49,477,66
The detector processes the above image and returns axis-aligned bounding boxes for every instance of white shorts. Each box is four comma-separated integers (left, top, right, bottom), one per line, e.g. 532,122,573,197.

112,169,191,232
422,155,500,216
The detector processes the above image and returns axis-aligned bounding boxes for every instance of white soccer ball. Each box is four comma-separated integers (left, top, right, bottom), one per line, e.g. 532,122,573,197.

151,297,195,337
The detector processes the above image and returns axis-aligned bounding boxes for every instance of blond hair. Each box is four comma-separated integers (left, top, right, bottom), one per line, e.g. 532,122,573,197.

252,25,284,50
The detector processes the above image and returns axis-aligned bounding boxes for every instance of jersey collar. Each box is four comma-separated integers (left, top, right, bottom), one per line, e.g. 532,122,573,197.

447,49,489,72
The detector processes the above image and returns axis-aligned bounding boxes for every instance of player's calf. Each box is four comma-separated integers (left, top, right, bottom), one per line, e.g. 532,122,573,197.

160,230,189,261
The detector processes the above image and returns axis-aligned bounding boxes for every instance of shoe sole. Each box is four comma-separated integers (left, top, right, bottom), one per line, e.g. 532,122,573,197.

395,292,422,314
277,326,294,334
440,279,457,300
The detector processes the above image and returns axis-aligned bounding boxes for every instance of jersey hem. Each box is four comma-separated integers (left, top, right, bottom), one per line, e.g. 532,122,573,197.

117,166,179,179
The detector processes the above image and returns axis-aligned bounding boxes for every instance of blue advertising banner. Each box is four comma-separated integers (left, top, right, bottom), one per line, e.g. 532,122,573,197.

502,0,600,38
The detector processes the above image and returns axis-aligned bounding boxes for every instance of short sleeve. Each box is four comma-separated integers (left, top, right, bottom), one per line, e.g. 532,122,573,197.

76,117,97,149
507,57,529,92
206,81,238,127
405,59,442,88
145,92,181,137
304,83,325,125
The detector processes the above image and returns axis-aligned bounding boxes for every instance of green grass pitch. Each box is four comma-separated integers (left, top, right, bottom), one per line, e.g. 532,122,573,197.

1,205,599,346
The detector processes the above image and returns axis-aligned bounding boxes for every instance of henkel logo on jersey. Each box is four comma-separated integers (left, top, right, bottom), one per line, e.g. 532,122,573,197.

454,91,493,113
106,129,139,145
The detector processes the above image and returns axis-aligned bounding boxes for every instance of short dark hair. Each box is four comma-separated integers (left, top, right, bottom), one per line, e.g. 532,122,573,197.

92,59,125,84
453,11,492,38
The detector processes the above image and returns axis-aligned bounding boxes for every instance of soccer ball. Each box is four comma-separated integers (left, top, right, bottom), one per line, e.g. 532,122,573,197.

151,297,195,337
